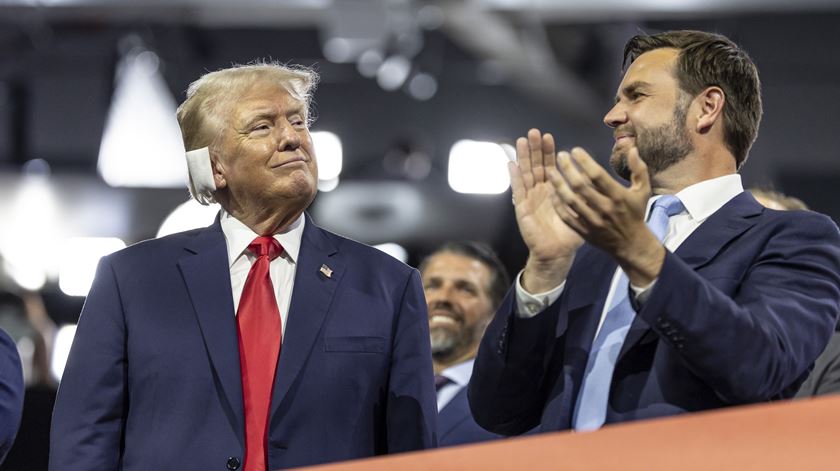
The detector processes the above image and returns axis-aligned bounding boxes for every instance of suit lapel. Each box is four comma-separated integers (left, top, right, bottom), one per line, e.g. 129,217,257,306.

618,191,764,359
438,388,469,438
177,219,245,444
270,218,344,417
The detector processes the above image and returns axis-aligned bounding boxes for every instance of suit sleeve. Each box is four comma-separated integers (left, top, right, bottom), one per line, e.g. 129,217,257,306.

386,269,437,452
468,287,560,436
0,327,23,464
638,214,840,403
50,257,127,470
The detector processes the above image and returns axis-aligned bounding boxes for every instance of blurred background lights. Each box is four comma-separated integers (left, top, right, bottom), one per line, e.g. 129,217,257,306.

58,237,126,297
317,176,340,192
448,140,511,194
50,324,77,381
376,55,412,91
407,73,438,101
0,175,64,290
157,200,221,238
374,243,408,263
311,130,343,181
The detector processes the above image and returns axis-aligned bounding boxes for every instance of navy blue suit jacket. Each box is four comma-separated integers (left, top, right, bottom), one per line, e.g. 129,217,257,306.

50,217,437,470
470,193,840,435
438,386,499,447
0,327,23,464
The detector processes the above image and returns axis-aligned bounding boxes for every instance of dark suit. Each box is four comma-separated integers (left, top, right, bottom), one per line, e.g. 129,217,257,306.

0,328,23,464
470,192,840,434
438,383,499,447
50,217,437,470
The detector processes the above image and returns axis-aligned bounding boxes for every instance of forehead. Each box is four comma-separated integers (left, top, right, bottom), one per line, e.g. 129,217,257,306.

230,82,305,121
423,252,493,283
619,47,680,90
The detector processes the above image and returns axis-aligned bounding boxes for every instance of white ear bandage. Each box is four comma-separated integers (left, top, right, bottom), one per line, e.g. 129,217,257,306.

185,147,216,205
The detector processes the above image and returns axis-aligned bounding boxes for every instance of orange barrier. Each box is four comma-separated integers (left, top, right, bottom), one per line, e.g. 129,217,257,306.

298,395,840,470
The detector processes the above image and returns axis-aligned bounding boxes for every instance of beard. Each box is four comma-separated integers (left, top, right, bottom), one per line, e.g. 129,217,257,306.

610,97,693,181
429,304,480,362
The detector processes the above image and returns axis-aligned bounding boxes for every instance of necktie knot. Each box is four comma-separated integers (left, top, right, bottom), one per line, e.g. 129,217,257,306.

434,374,452,392
248,236,283,261
647,195,685,242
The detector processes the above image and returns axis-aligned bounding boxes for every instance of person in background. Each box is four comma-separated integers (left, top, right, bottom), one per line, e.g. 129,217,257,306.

420,241,507,447
469,30,840,436
50,62,436,471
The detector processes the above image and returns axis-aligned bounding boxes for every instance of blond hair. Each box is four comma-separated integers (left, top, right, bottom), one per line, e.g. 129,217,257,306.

175,61,318,202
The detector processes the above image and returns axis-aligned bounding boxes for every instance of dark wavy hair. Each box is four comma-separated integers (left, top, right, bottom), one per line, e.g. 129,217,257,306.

623,30,763,170
419,241,511,309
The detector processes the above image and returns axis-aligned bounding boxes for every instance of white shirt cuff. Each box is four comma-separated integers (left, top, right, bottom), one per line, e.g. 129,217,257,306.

629,278,657,305
514,270,565,318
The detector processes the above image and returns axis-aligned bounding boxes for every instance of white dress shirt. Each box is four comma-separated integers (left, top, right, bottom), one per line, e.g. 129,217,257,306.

220,210,306,336
515,174,744,340
436,359,475,412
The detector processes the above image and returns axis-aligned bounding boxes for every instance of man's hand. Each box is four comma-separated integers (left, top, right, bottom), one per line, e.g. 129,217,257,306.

510,129,584,293
546,146,665,287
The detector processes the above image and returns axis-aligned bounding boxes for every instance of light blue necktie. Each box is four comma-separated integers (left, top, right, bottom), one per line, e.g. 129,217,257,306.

572,195,685,431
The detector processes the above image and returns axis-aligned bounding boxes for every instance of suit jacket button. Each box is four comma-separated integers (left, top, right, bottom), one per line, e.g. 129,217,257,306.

226,457,241,470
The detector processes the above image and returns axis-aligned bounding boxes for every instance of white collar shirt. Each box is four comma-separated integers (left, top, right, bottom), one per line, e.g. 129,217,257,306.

436,359,475,412
219,209,305,337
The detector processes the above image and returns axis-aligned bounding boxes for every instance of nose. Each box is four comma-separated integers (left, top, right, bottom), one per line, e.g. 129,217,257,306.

275,120,302,152
426,283,454,306
603,102,627,129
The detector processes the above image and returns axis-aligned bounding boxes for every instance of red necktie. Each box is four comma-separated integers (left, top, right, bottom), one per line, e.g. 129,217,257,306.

237,236,283,471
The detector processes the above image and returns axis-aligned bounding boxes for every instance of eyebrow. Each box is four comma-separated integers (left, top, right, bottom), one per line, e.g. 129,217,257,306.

614,81,651,103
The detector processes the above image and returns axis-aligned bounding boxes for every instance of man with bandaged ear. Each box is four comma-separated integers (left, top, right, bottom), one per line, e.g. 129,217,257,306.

50,62,437,471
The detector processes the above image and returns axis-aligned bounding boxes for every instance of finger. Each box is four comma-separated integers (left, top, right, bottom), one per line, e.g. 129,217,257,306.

540,133,556,183
508,161,526,209
556,151,612,224
569,147,626,197
551,152,605,228
626,146,652,195
550,192,589,237
515,136,534,190
527,129,545,184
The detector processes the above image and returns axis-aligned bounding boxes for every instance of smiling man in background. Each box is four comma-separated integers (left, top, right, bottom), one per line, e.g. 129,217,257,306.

421,241,507,447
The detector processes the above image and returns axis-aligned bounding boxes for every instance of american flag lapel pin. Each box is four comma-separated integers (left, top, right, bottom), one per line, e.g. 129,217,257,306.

319,264,333,278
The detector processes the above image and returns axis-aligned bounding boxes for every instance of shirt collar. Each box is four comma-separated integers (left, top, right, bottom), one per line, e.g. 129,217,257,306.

647,174,743,223
219,209,305,268
439,358,475,388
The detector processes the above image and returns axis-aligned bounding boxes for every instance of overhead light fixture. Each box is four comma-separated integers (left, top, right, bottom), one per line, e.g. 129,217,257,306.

97,47,187,188
58,237,126,297
448,140,512,194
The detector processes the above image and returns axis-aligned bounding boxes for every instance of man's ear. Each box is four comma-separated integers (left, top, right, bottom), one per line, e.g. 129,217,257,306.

695,86,725,134
210,150,227,189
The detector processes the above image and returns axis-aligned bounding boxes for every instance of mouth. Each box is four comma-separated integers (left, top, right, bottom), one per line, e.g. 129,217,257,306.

271,155,307,168
429,314,460,327
614,134,635,144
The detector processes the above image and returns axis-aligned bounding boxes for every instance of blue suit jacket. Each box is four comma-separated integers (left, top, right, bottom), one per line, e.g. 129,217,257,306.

0,327,23,464
50,216,437,470
470,192,840,435
438,386,500,447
